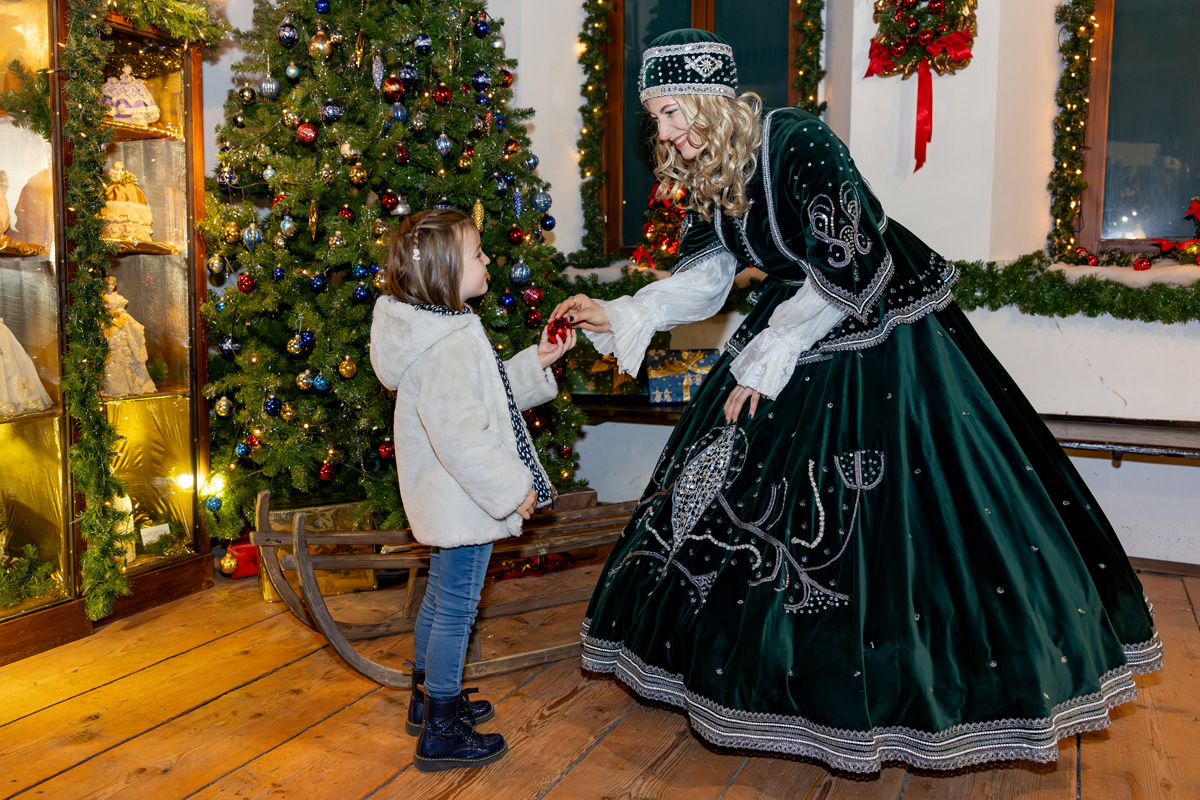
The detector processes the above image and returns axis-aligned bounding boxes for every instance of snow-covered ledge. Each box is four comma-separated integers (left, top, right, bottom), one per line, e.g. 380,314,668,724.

1049,262,1200,288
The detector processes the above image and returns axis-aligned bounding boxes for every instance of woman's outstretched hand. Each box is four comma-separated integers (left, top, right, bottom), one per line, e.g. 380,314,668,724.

723,384,761,424
550,294,610,334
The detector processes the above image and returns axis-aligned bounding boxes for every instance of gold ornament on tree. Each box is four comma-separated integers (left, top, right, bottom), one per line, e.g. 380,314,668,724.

472,199,485,231
280,402,297,422
348,162,368,185
309,200,319,240
220,552,238,575
308,30,332,59
338,356,358,378
221,222,241,243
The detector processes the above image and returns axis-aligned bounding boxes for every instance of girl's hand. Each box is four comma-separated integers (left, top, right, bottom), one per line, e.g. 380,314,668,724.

516,487,537,520
550,294,610,334
723,384,761,424
537,322,576,367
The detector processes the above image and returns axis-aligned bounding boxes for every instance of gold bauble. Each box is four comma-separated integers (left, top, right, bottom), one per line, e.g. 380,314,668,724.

222,222,241,243
219,552,238,575
214,396,234,416
296,370,314,390
457,154,474,172
373,271,388,291
329,229,346,248
308,30,332,59
286,335,304,355
282,107,300,127
319,163,335,185
372,218,389,238
348,163,368,185
338,356,358,378
280,402,297,422
472,199,485,232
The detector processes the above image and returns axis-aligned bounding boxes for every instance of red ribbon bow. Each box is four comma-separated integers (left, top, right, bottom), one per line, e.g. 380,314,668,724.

1148,238,1200,253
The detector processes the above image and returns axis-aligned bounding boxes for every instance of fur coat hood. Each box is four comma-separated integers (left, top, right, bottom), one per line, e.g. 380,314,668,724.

371,296,558,548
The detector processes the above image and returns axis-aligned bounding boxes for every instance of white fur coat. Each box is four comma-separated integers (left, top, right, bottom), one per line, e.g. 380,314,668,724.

370,296,558,548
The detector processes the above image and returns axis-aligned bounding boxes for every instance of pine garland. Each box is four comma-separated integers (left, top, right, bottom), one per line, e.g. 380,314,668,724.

0,61,52,140
1047,0,1096,261
109,0,226,43
572,0,612,268
792,0,827,115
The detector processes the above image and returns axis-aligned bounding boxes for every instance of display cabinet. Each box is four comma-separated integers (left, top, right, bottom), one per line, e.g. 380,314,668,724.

0,4,211,665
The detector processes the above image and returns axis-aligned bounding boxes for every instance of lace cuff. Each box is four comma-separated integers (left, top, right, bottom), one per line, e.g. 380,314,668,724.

584,295,658,376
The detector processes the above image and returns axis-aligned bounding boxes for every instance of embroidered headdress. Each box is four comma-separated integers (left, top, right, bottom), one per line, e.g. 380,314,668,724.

638,28,738,104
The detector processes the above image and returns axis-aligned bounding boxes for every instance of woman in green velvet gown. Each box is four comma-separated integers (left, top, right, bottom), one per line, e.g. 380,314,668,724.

551,29,1162,773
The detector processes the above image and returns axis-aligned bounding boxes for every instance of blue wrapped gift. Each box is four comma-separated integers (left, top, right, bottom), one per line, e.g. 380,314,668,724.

646,348,719,403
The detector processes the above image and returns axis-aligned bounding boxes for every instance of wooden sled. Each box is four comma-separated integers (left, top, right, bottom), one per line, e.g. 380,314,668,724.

250,490,635,688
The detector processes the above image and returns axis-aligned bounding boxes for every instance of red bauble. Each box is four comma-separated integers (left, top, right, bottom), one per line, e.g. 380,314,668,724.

338,204,355,221
245,434,262,450
433,83,453,105
900,0,918,8
929,0,945,13
917,29,934,46
504,137,520,155
937,23,949,34
395,145,410,165
1133,257,1152,271
1195,254,1200,267
522,285,544,306
642,221,655,237
379,441,396,459
382,75,404,102
905,17,919,32
508,226,525,244
548,317,572,343
237,274,257,293
893,9,906,22
318,461,335,481
558,445,573,459
890,42,907,58
1074,246,1089,256
297,122,317,143
499,69,514,89
462,142,475,157
524,309,543,329
380,190,400,212
273,193,288,209
1085,255,1099,266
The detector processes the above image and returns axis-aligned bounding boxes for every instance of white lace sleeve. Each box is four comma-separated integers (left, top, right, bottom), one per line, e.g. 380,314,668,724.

585,250,737,376
729,280,847,399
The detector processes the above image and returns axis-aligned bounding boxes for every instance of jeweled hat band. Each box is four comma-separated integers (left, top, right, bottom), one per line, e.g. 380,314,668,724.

638,40,738,104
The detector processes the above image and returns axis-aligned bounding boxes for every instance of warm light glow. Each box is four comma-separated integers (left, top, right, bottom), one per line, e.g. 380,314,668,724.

203,474,226,495
173,474,195,490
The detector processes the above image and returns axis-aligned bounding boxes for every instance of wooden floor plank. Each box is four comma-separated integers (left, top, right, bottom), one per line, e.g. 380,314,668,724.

189,666,539,800
0,579,277,726
541,703,743,799
722,757,906,800
369,659,637,800
0,613,325,798
1078,573,1200,799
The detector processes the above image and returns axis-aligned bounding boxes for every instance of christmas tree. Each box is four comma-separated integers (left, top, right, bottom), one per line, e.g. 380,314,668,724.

631,183,686,272
201,0,584,538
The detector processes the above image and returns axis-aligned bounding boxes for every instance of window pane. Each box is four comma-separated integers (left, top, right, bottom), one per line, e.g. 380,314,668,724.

621,0,692,248
715,0,791,110
1101,0,1200,241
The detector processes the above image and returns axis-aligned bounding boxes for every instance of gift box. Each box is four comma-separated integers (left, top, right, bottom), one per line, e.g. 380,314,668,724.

564,332,670,396
646,348,719,403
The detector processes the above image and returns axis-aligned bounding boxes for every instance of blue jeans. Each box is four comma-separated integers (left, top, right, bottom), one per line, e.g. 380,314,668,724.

412,542,493,699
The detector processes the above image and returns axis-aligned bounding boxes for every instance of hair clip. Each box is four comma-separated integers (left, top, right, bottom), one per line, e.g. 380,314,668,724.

411,247,421,262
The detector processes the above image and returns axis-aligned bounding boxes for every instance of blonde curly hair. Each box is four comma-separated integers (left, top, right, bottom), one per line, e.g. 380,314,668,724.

649,91,763,222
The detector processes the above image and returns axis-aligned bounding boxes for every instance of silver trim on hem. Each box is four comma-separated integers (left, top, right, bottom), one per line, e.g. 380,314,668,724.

580,620,1164,773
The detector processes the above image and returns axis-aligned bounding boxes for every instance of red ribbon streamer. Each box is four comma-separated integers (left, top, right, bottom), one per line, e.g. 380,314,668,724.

915,58,933,171
1149,238,1200,253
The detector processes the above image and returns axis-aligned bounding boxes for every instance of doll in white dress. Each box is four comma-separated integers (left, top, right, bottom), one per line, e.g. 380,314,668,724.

0,314,52,416
102,276,156,397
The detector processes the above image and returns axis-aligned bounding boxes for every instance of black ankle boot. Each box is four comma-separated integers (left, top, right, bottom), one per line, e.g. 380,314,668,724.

413,695,507,772
405,668,495,735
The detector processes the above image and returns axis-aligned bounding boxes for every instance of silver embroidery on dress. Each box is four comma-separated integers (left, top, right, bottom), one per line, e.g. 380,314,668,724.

808,183,872,269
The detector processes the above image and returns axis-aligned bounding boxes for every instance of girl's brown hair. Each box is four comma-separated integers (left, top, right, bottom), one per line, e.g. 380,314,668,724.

384,209,475,311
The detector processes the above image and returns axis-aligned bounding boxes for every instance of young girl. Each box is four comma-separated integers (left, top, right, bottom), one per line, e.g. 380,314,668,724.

370,208,575,772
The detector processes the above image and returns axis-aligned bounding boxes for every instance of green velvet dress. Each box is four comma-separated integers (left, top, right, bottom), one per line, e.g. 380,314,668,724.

580,108,1162,773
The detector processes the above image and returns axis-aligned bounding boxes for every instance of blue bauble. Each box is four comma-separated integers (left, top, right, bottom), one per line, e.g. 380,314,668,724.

320,99,343,123
280,216,297,236
494,178,507,196
262,165,276,181
494,112,505,131
511,188,524,216
310,273,328,292
499,291,517,310
523,154,540,172
475,93,490,107
435,133,452,156
277,20,299,47
235,442,251,458
216,168,238,193
473,17,490,37
205,496,223,512
219,335,240,360
532,191,552,211
216,300,227,312
298,330,316,347
398,63,419,89
286,62,301,80
272,266,286,281
434,197,454,210
315,0,330,12
414,33,433,56
369,262,381,274
263,397,283,416
391,103,407,124
259,76,280,100
471,70,492,91
312,374,330,391
352,262,369,279
241,224,262,251
509,260,531,285
352,283,371,303
541,214,556,231
504,172,517,185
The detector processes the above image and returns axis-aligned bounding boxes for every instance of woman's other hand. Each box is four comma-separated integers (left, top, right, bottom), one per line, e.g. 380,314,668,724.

537,323,577,367
550,294,610,334
723,384,761,424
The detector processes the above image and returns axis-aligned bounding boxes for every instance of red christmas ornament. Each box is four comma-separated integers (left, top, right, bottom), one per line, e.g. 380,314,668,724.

318,461,335,481
237,274,257,293
893,9,906,23
642,221,655,237
462,142,475,157
905,17,919,33
524,309,542,329
433,82,453,105
273,193,289,209
380,190,400,212
522,285,544,306
917,29,934,46
1085,254,1099,266
929,0,945,13
558,445,573,459
1195,254,1200,266
508,226,525,244
1074,246,1089,257
338,204,355,221
504,137,520,155
297,122,317,143
548,317,573,343
900,0,918,8
1133,257,1152,271
379,440,396,459
395,144,410,164
498,69,514,89
382,75,404,102
937,23,950,34
245,434,262,450
890,42,907,58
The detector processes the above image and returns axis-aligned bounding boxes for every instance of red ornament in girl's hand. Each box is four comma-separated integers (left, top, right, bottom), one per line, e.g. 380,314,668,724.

548,317,573,343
